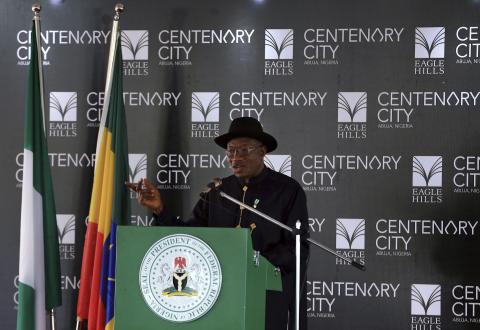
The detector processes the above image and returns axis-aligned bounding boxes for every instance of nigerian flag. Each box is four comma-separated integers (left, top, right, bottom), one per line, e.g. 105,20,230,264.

17,20,62,330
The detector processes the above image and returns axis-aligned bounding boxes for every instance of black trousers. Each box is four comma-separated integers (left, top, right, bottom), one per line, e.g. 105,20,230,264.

265,272,308,330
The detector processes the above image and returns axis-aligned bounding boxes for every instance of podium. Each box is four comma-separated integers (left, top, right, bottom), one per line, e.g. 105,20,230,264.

115,226,282,330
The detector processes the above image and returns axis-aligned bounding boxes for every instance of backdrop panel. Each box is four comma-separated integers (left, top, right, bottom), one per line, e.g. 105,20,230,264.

1,0,480,329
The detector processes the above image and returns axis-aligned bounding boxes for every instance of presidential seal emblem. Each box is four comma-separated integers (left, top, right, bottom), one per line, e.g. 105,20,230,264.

139,234,222,322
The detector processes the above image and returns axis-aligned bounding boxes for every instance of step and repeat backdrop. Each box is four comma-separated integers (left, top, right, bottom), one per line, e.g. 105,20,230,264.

2,0,480,329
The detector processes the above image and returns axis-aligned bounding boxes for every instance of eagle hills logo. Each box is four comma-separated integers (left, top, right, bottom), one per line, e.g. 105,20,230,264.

57,214,75,244
191,92,220,122
48,92,77,137
139,234,222,322
336,218,365,250
121,30,149,60
128,154,147,183
411,284,441,316
337,92,367,123
265,29,293,60
412,156,442,187
264,155,292,177
414,27,445,75
335,218,366,265
49,92,77,122
264,29,294,76
337,92,367,139
120,30,149,76
415,28,445,59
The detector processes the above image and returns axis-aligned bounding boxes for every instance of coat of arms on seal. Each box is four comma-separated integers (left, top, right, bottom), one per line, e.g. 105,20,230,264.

139,234,222,322
160,256,201,296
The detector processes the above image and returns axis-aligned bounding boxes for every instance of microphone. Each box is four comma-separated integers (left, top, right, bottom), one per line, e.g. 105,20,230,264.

199,178,222,197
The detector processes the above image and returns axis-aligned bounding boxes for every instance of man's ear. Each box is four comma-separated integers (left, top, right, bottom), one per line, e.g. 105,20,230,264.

260,145,267,156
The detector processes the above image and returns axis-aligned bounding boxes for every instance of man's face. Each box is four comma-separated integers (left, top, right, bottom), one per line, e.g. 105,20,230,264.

226,137,266,180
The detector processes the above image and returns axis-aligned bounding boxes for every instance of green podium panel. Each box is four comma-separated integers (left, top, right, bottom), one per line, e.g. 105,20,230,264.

115,226,282,330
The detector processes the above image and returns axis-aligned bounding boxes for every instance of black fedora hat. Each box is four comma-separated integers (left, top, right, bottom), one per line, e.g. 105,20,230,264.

214,117,277,152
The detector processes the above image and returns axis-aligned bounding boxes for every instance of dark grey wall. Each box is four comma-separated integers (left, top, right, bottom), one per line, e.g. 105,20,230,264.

1,0,480,329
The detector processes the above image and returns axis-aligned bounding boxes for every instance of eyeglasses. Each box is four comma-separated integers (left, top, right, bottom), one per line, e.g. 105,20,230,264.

225,144,262,158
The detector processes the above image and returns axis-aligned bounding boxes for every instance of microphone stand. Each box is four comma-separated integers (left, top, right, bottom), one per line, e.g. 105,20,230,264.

218,190,365,330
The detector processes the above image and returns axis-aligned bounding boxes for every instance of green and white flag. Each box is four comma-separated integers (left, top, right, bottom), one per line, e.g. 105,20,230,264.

17,19,62,330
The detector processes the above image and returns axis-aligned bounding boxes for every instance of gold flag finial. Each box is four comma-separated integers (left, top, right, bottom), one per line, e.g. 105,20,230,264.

32,3,41,16
114,3,124,20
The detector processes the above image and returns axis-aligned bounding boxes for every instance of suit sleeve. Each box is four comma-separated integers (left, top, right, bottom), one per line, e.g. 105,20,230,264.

262,184,310,274
153,192,210,227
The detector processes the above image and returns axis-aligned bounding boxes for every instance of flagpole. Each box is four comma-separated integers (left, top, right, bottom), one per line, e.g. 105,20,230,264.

95,3,124,156
49,309,56,330
75,318,81,330
32,3,46,133
75,4,124,330
32,3,57,330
